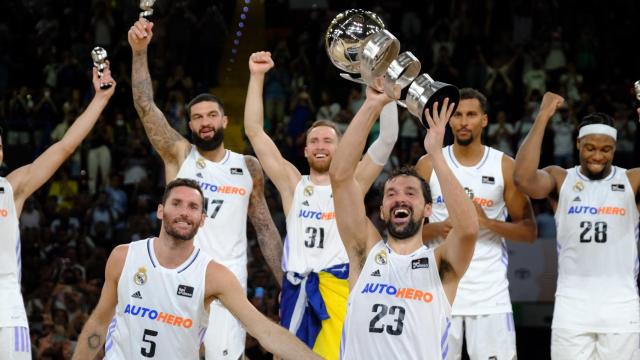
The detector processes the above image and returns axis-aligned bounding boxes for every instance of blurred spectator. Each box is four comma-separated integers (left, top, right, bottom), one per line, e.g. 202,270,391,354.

487,110,516,156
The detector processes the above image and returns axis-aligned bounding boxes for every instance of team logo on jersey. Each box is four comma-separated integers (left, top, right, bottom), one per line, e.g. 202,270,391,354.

304,185,314,196
411,257,429,269
371,269,381,277
134,267,148,286
196,172,203,178
302,200,310,206
482,176,495,184
375,250,388,265
611,184,625,192
177,284,194,298
196,157,206,169
464,187,475,199
573,181,584,192
573,196,581,202
131,291,143,299
230,168,243,175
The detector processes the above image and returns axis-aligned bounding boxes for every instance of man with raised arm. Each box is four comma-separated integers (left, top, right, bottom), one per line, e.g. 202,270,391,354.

72,178,321,360
514,92,640,359
128,19,283,359
416,88,537,360
1,64,116,360
330,84,479,359
245,51,398,359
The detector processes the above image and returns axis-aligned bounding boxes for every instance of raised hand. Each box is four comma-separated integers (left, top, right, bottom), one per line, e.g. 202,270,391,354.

423,98,456,155
249,51,274,75
538,92,565,119
92,61,116,98
128,19,154,53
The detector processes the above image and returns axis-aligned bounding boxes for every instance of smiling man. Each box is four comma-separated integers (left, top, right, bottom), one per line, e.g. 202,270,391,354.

72,179,321,360
514,92,640,359
128,20,283,359
244,51,398,359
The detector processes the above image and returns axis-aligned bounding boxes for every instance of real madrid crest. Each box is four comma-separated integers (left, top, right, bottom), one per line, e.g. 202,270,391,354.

375,249,388,265
134,267,148,285
572,181,584,192
304,185,314,197
196,157,206,169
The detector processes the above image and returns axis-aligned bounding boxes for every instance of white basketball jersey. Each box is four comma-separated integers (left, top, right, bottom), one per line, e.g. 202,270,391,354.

341,241,451,359
283,176,348,274
553,166,640,332
428,146,512,315
0,177,28,328
176,147,252,284
105,238,211,359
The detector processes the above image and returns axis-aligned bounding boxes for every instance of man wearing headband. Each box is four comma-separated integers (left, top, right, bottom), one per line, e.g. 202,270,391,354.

514,92,640,359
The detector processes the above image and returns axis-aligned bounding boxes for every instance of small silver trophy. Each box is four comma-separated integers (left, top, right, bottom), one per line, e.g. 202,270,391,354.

634,80,640,101
325,9,459,128
139,0,156,19
91,47,112,89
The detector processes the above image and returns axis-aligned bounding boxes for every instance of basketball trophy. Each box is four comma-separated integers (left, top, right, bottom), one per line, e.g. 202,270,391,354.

139,0,156,19
325,9,459,127
90,47,113,90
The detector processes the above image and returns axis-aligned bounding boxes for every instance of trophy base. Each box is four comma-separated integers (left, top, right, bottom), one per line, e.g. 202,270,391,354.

419,84,459,129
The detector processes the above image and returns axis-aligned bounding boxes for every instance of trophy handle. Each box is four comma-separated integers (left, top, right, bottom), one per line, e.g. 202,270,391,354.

339,73,367,85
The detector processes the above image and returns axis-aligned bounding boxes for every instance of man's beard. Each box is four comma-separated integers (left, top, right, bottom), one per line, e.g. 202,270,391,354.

581,163,611,180
455,134,473,146
165,219,199,242
193,128,224,151
384,216,421,240
308,156,331,173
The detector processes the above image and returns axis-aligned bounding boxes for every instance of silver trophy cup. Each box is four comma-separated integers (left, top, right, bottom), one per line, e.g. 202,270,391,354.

91,47,112,89
325,9,459,128
139,0,156,19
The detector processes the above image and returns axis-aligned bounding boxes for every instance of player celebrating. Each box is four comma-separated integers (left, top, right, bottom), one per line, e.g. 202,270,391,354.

416,88,537,360
244,51,398,359
72,178,321,360
1,63,116,360
128,19,283,359
514,92,640,359
330,83,478,359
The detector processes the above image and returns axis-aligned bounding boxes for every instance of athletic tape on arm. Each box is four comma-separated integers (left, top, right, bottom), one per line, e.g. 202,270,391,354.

367,102,399,166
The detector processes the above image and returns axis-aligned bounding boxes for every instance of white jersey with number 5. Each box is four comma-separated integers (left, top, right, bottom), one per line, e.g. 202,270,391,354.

176,147,252,284
283,176,348,274
105,238,210,360
341,241,451,360
553,166,640,332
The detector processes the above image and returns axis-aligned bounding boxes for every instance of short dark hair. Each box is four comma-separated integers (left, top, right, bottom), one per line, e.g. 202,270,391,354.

578,112,614,130
161,178,205,212
459,88,488,114
385,165,432,204
186,93,225,120
305,119,342,139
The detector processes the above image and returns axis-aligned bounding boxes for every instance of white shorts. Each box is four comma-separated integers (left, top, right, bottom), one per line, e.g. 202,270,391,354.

204,300,246,360
446,313,517,360
0,326,31,360
551,328,640,360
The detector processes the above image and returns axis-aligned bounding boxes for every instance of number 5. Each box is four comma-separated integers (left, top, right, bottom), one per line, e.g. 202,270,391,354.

141,329,158,358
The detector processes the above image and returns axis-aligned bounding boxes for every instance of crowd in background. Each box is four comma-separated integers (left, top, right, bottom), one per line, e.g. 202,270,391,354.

1,0,639,358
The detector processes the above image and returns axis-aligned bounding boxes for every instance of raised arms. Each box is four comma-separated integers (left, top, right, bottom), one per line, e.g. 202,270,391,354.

206,262,321,360
245,155,284,287
513,92,566,199
425,100,479,303
7,66,115,215
329,86,393,283
72,245,126,360
244,52,301,211
128,19,189,176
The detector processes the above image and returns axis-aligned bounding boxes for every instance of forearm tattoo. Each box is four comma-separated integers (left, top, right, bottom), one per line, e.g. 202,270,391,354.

88,333,102,349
